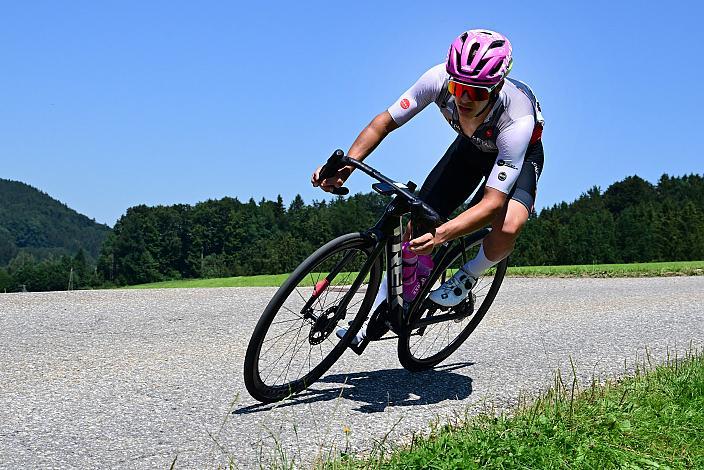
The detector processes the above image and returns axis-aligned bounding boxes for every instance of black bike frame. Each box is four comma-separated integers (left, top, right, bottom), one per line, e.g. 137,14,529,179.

316,152,491,352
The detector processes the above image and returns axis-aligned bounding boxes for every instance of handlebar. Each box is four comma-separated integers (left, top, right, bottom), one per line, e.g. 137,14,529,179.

318,149,444,236
318,149,349,195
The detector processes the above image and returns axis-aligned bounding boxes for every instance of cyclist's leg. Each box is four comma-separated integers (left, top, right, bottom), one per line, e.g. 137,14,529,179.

394,137,489,313
482,200,529,261
418,136,492,219
482,140,544,261
430,140,544,306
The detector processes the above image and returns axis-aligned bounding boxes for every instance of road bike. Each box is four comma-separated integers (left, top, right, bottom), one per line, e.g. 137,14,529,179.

243,150,508,403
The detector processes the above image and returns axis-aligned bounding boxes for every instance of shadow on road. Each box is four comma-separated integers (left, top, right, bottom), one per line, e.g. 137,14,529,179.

236,362,474,415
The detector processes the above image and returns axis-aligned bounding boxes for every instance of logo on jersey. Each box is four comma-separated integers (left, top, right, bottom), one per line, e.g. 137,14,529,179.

498,172,507,181
531,161,541,182
497,159,518,170
468,135,498,152
485,128,494,138
400,98,410,110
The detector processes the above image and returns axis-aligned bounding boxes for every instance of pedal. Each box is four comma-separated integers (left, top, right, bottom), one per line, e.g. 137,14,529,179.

367,316,391,340
425,298,452,312
348,338,368,355
453,292,476,322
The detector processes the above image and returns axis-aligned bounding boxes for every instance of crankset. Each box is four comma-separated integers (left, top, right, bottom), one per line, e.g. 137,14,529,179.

453,292,476,322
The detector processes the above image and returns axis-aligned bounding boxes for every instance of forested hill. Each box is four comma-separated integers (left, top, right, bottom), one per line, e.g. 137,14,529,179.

0,179,111,265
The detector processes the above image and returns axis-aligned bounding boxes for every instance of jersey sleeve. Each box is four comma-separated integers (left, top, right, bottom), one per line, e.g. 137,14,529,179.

387,64,445,126
485,115,534,194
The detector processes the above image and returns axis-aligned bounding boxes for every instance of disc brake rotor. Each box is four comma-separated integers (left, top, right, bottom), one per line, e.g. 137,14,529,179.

308,305,343,345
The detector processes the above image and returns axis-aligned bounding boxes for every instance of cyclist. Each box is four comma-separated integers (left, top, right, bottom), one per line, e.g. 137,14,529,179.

312,29,544,309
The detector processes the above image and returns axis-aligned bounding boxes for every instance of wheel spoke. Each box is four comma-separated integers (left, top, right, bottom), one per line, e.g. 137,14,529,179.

249,239,380,399
280,305,306,320
401,244,506,365
271,317,305,326
262,322,303,345
279,324,309,386
262,321,306,383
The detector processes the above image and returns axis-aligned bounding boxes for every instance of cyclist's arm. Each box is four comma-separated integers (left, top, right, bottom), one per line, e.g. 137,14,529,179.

313,65,442,190
346,111,399,163
432,115,535,244
434,188,507,243
312,112,397,191
348,64,445,163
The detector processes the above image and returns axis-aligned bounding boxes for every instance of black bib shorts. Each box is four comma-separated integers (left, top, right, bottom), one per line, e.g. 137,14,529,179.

418,135,544,219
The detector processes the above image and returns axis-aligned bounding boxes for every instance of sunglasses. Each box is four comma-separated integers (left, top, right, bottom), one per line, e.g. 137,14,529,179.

448,79,494,101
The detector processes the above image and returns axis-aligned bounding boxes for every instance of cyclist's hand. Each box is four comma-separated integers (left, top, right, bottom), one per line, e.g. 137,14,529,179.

311,165,353,193
409,232,436,255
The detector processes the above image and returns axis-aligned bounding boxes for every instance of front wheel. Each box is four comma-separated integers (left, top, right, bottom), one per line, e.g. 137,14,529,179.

244,232,382,403
397,236,508,371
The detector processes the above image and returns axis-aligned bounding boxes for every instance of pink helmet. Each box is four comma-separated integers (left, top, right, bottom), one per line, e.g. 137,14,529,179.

446,29,513,86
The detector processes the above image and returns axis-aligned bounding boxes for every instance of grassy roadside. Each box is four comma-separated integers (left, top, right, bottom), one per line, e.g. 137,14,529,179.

507,260,704,278
125,273,293,289
124,272,360,289
321,350,704,469
126,260,704,289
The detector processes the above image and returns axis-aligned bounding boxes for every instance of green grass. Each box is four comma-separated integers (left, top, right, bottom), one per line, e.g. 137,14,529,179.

506,260,704,278
124,274,292,289
322,349,704,469
125,260,704,289
124,272,364,289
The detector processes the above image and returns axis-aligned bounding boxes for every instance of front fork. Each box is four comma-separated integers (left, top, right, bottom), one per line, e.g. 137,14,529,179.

302,234,385,325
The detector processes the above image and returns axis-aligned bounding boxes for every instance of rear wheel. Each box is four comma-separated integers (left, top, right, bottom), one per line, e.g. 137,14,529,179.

244,233,382,403
397,235,507,371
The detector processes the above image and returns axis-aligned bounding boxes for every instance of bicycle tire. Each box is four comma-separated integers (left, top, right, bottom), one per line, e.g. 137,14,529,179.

244,232,382,403
397,238,508,371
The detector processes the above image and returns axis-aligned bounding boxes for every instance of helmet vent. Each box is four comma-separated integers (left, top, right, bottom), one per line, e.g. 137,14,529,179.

489,40,505,49
467,42,481,63
454,49,463,67
476,57,490,72
488,60,503,76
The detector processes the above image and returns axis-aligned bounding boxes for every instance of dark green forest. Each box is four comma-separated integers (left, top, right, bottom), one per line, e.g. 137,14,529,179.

512,174,704,265
0,179,111,292
97,173,703,286
0,179,110,263
1,173,703,292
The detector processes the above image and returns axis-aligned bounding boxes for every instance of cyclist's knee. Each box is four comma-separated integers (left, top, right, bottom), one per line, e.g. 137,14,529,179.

500,218,525,238
494,200,529,238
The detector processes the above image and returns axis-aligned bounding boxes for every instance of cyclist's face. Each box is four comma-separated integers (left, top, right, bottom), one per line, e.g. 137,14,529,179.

456,94,489,116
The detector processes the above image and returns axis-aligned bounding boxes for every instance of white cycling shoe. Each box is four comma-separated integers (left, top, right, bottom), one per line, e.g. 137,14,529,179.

428,268,477,307
335,324,366,346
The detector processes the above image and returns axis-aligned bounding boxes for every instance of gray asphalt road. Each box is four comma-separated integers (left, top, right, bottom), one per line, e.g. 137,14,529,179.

1,277,703,469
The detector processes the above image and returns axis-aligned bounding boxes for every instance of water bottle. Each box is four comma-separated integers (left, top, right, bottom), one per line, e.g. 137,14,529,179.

417,253,434,286
402,242,420,302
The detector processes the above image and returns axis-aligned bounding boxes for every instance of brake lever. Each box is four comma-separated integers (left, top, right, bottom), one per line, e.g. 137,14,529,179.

318,149,351,196
331,187,350,195
410,200,443,238
319,149,345,179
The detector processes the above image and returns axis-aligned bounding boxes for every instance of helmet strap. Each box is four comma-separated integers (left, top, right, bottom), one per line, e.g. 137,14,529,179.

474,80,504,117
474,101,492,118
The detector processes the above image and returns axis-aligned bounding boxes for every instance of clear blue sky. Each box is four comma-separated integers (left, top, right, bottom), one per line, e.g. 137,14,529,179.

2,1,702,225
